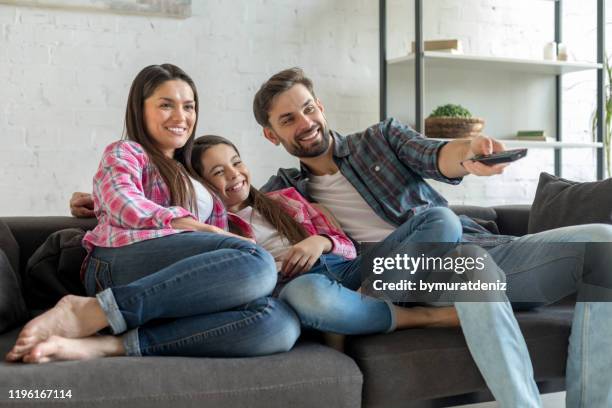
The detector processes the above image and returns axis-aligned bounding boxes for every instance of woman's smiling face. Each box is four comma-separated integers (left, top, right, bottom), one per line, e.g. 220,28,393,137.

200,144,252,212
143,79,196,158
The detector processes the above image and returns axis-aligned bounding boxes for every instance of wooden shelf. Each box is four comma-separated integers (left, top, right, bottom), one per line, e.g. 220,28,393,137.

429,138,603,149
388,52,602,75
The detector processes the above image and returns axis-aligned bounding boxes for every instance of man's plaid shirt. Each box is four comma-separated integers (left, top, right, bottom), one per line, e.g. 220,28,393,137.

261,118,515,248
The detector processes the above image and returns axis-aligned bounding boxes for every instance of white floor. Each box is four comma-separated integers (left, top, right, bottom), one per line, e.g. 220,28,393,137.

455,392,566,407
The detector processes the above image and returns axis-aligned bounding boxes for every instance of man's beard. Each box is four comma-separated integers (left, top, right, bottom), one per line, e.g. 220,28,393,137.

282,123,331,158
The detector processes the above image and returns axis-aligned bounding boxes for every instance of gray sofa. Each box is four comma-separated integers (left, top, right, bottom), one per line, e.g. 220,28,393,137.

0,205,572,408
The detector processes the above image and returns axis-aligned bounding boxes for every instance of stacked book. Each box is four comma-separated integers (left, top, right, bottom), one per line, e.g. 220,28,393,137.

516,130,553,142
411,39,463,54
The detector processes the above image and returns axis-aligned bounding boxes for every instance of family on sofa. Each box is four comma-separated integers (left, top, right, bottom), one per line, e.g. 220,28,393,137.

4,64,612,408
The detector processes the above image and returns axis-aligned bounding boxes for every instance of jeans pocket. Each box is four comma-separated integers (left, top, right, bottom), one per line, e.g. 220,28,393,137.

85,256,113,295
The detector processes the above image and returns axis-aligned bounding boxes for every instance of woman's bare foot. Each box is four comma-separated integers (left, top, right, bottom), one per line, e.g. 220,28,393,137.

22,335,125,364
5,295,109,362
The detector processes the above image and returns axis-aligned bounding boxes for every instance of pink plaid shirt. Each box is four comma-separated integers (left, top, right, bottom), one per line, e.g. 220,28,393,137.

229,187,357,260
82,141,228,252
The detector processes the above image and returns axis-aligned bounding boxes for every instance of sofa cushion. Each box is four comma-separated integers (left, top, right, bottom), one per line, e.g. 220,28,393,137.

0,220,20,277
528,172,612,234
24,228,87,310
0,334,362,408
0,250,28,334
345,305,572,407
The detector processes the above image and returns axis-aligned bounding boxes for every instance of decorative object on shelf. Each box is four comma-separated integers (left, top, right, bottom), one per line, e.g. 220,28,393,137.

425,104,484,139
411,39,463,55
516,130,552,142
591,56,611,177
557,43,569,61
543,42,557,61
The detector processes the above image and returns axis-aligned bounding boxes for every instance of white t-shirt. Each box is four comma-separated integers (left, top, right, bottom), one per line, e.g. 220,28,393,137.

236,206,291,271
190,177,213,222
307,171,395,242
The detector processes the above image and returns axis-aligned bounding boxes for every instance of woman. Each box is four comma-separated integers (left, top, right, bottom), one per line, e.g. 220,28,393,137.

191,135,460,340
6,64,299,364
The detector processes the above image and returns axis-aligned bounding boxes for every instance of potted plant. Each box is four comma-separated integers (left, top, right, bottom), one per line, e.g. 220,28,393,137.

592,56,612,178
425,104,485,139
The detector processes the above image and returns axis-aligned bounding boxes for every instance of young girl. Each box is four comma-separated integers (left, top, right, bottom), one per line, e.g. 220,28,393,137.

191,135,459,339
6,64,299,364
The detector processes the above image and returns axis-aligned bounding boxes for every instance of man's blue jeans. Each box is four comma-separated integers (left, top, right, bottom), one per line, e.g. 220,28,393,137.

84,232,300,357
455,224,612,408
279,207,463,334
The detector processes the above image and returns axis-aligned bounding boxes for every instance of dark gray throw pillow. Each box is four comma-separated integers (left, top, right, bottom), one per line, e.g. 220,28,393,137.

528,172,612,234
0,219,29,333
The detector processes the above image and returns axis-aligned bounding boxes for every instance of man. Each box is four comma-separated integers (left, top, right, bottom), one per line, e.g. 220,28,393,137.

249,67,612,407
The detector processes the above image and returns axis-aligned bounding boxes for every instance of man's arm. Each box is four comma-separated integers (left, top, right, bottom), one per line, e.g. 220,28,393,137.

70,192,95,218
437,135,509,179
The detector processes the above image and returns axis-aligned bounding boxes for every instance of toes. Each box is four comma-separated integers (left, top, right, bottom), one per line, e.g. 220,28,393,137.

23,339,58,364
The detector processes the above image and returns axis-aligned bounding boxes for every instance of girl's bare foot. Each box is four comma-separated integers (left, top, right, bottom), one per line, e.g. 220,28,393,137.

323,332,346,353
22,335,125,364
394,305,460,329
5,295,109,362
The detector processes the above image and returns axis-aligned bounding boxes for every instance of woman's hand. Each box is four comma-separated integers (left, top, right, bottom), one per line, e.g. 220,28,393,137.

281,235,332,279
171,217,255,243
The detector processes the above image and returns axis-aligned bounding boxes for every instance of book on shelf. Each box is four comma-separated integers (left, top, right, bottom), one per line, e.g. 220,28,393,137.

410,39,463,54
515,130,552,142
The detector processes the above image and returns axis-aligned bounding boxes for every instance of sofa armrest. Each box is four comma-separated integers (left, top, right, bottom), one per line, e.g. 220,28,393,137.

0,217,97,273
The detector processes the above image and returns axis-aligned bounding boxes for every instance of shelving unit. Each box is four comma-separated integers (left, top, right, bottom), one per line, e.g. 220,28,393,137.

379,0,606,179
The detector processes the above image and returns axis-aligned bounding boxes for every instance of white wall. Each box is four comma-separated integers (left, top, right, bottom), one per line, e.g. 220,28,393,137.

0,0,379,216
0,0,609,215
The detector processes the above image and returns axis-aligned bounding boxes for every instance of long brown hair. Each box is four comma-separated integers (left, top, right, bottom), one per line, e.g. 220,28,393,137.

191,135,309,244
124,63,197,211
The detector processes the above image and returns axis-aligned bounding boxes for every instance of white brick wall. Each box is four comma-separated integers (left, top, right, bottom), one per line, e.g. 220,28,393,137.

0,0,379,216
0,0,608,215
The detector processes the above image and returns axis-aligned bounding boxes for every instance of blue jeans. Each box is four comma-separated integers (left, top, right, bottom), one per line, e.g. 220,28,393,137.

455,224,612,408
84,232,300,357
279,207,463,335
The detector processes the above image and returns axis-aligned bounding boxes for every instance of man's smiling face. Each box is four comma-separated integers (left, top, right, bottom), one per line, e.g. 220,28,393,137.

263,84,331,158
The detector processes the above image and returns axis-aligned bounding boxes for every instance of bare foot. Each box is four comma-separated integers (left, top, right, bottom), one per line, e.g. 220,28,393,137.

5,295,109,362
394,305,460,329
22,335,125,364
323,332,346,353
422,306,460,327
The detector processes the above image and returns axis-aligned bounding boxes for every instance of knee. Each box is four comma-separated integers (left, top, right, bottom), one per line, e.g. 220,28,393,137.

581,224,612,243
279,274,336,319
255,298,301,354
244,246,278,298
271,299,301,352
421,207,463,241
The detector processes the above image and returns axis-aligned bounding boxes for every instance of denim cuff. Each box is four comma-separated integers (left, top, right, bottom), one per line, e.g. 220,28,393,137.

122,329,141,356
384,299,397,333
96,288,128,335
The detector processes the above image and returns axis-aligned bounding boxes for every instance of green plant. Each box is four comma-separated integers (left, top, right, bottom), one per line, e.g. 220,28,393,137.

592,56,612,178
430,104,472,118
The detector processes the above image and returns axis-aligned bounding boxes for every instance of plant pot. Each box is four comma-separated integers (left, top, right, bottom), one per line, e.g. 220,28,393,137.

424,116,485,139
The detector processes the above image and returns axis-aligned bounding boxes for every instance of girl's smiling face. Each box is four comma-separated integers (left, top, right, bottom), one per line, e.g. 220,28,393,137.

200,144,251,212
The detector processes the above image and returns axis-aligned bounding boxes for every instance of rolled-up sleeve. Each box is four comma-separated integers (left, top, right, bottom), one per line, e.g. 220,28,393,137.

381,118,462,185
